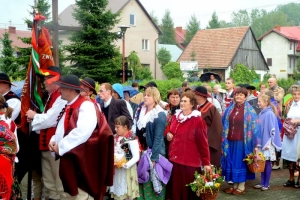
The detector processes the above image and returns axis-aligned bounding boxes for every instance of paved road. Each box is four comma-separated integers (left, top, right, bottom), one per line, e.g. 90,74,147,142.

218,169,300,199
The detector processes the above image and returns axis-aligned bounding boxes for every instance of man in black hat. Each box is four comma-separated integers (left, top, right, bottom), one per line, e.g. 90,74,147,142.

49,74,114,199
80,77,97,100
26,66,67,200
238,84,260,114
193,86,223,167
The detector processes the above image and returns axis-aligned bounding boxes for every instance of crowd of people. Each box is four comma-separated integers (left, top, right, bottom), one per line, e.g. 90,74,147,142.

1,67,300,200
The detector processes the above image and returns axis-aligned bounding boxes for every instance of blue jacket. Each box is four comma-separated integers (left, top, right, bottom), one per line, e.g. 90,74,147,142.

145,112,166,162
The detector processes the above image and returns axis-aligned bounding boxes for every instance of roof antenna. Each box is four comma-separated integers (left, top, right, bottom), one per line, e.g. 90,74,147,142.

8,20,12,26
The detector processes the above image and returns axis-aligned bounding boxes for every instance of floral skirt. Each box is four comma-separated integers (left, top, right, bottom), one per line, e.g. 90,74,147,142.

111,164,140,200
137,179,166,200
0,155,13,200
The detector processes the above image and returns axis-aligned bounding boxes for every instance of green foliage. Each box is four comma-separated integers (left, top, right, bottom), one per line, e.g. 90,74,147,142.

25,0,51,26
0,32,19,78
157,48,171,68
184,14,200,45
276,2,300,26
135,66,153,81
127,51,142,80
162,62,183,80
230,64,258,83
63,0,121,83
149,11,159,25
277,78,296,91
207,11,221,29
159,10,176,44
292,59,300,80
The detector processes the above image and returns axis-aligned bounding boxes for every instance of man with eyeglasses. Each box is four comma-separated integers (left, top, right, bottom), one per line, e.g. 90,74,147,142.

268,78,284,110
99,83,133,135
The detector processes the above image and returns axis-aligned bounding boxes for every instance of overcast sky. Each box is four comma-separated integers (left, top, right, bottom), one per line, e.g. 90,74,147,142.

0,0,298,30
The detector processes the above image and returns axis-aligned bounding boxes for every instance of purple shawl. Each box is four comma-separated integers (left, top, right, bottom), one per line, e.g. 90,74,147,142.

259,106,282,150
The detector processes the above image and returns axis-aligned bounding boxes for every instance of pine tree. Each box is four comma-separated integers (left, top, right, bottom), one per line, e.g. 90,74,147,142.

64,0,121,83
0,32,18,78
149,11,159,25
207,11,221,29
184,14,200,46
159,10,176,44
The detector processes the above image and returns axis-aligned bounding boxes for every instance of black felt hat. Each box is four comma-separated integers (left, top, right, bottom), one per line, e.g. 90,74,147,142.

238,83,256,90
81,77,97,95
39,66,62,78
54,74,83,91
140,81,157,90
0,73,16,86
193,86,211,98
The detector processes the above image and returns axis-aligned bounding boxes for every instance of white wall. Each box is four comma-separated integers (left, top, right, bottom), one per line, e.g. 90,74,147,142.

260,32,290,79
112,0,164,79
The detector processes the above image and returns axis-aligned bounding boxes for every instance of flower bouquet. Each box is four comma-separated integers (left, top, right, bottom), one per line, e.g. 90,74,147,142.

186,166,224,200
243,148,266,173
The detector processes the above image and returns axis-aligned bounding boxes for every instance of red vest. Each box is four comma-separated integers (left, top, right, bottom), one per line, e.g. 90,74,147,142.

39,89,61,151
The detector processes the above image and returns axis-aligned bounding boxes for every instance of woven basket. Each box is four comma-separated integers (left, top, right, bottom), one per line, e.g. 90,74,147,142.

199,189,219,200
248,160,266,173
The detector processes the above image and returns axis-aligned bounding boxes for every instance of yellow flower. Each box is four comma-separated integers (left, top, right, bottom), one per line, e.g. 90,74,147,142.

214,183,220,187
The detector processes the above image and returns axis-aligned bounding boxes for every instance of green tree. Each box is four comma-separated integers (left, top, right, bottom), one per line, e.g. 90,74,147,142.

157,47,171,68
184,14,200,45
159,10,176,44
207,11,221,29
127,51,142,80
63,0,121,83
0,32,18,77
162,62,183,80
25,0,51,26
149,11,159,25
276,3,300,25
231,9,251,27
136,66,153,80
219,20,232,28
230,64,258,83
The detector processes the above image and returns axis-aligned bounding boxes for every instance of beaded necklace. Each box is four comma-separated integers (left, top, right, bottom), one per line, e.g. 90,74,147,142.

231,103,244,136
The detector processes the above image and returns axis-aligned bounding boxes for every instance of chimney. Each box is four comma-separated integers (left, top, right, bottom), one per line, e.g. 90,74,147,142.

176,26,182,33
8,26,16,34
274,26,280,31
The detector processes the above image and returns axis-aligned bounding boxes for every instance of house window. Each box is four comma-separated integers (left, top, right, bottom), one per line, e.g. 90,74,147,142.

267,58,272,66
142,39,149,50
130,14,136,26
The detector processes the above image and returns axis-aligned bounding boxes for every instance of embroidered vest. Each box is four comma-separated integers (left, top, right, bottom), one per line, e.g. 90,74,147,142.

39,89,61,151
224,92,234,108
4,91,21,126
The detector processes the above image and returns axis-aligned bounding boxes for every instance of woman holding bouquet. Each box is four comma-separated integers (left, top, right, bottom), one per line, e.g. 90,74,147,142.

281,85,300,188
222,87,261,195
166,91,211,200
253,94,282,191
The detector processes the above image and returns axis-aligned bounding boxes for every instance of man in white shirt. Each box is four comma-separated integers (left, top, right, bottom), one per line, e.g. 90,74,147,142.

26,66,67,200
49,75,99,199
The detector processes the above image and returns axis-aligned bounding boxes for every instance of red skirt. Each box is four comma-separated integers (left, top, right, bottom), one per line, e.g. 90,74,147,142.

166,162,200,200
0,155,13,200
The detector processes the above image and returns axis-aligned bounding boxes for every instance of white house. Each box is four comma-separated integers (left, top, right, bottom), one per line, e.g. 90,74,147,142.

258,26,300,79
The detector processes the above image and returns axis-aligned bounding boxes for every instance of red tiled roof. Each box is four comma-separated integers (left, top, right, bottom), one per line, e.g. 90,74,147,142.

257,26,300,42
0,27,31,50
177,26,249,68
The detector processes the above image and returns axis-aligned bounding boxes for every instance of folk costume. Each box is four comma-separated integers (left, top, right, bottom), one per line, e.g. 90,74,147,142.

30,67,67,200
0,114,18,200
221,101,261,183
167,110,210,200
110,131,140,200
52,75,114,199
258,106,282,188
133,104,167,200
197,101,223,166
225,89,234,108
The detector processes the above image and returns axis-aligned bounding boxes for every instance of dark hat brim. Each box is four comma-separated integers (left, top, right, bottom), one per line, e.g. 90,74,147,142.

193,90,211,98
54,81,84,91
81,80,97,95
0,80,16,87
246,86,256,90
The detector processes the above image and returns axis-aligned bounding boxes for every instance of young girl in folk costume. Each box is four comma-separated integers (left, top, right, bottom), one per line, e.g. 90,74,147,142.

110,116,140,200
0,94,19,199
254,94,282,191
